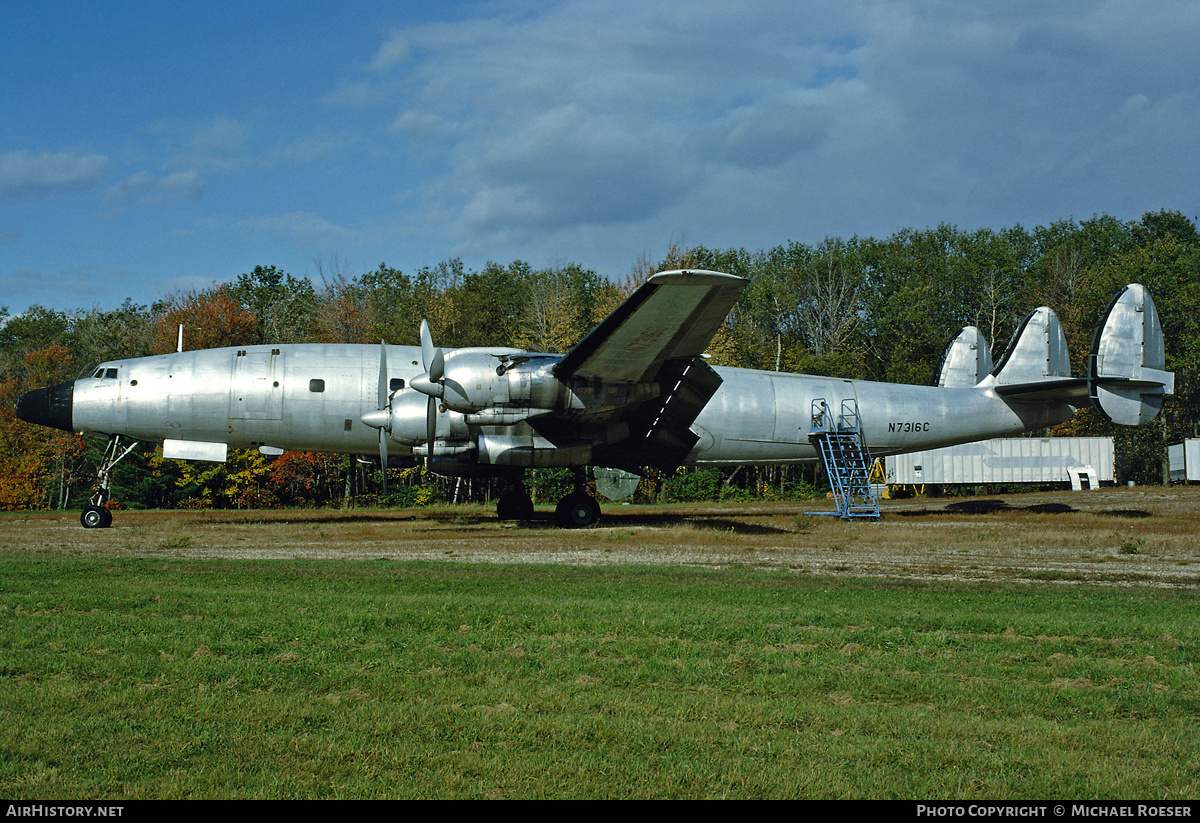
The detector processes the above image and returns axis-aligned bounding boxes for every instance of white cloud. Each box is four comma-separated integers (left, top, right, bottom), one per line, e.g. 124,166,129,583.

368,31,411,71
104,170,204,206
191,117,253,154
8,1,1199,315
321,81,380,108
0,150,109,200
238,211,360,245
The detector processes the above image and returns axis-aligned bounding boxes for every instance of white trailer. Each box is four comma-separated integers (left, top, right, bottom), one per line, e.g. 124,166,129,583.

884,437,1115,487
1168,439,1200,483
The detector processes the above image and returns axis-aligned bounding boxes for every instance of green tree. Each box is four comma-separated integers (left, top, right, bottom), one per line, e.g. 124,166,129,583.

228,265,318,345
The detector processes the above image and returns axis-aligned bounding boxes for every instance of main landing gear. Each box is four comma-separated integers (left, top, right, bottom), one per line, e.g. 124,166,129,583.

80,435,139,529
496,483,535,521
494,470,602,529
555,491,600,529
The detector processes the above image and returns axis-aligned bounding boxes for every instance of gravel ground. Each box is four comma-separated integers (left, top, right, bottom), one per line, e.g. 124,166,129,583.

4,485,1199,588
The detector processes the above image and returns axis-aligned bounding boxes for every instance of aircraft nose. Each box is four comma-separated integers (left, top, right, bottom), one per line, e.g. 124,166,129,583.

14,380,75,432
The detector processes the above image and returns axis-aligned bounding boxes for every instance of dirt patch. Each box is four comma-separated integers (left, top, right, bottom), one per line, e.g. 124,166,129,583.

3,486,1199,588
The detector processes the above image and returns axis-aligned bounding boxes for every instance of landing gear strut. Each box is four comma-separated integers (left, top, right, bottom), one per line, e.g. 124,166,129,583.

80,435,139,529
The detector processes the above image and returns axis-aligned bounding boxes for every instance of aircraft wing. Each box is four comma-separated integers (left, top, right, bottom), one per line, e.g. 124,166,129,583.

533,269,747,471
552,270,747,384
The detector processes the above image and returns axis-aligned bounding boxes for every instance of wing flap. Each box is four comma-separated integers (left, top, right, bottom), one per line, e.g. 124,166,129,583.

590,357,725,472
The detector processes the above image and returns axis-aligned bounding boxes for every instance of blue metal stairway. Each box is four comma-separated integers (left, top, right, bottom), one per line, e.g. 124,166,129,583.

808,398,881,520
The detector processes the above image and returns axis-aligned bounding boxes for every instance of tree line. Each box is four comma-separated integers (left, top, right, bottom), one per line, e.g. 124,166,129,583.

2,209,1197,512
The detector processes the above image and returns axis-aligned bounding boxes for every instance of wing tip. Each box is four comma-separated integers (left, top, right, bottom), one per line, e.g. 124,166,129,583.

648,269,748,286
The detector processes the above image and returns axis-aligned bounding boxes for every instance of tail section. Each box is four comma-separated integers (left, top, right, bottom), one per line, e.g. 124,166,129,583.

973,284,1172,425
991,306,1072,386
1089,284,1174,425
937,326,992,388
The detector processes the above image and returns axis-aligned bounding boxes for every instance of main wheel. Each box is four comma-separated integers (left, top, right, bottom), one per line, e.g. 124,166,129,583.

81,506,112,529
554,493,600,529
496,491,534,521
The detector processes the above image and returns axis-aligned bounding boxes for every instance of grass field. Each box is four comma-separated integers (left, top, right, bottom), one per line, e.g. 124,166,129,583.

2,547,1198,798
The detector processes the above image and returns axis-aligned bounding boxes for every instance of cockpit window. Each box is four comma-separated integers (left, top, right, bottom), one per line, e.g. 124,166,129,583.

91,368,118,379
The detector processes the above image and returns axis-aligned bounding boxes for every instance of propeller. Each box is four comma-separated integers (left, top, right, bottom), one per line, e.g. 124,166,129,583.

410,320,523,451
418,320,443,460
420,319,444,383
376,341,389,492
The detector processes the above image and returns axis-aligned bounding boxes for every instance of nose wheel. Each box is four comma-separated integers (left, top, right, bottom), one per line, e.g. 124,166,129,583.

81,505,113,529
79,435,139,529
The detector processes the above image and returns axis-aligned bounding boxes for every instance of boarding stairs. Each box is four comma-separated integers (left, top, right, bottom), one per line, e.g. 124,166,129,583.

808,398,881,520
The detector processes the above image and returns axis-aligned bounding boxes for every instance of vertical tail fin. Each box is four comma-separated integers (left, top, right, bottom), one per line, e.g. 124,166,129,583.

937,326,993,387
990,306,1071,386
1089,284,1173,425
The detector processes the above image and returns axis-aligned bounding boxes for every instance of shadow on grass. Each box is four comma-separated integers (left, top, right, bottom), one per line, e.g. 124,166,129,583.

516,511,793,535
173,500,1155,529
892,499,1152,518
184,507,795,534
188,509,498,527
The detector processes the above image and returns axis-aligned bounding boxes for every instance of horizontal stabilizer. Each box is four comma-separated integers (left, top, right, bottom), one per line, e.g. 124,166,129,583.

1089,283,1173,425
937,326,992,388
993,377,1089,402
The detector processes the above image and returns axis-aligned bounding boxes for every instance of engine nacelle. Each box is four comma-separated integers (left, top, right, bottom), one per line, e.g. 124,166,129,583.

410,348,659,425
385,389,469,444
412,350,571,416
477,434,594,467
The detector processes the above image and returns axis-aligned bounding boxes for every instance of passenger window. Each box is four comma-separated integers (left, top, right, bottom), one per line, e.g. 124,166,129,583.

390,378,405,391
309,379,325,392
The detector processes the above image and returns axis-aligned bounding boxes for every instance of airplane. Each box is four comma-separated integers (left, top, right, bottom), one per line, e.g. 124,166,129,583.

13,270,1173,529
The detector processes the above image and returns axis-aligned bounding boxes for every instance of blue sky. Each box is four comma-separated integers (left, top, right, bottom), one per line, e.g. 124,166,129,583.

2,0,1198,314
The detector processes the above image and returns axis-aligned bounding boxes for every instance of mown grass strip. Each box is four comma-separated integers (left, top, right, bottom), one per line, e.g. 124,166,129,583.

1,556,1197,799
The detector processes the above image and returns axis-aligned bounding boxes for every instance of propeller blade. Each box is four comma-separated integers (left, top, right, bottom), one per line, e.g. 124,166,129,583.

429,347,444,383
426,396,437,460
379,428,388,493
378,341,390,493
420,320,435,370
419,319,445,383
377,340,388,411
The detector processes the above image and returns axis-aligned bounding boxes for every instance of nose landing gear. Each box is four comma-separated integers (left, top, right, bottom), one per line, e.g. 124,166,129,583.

80,435,139,529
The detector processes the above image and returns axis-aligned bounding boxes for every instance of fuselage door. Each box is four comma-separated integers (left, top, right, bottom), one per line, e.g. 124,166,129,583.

229,348,284,420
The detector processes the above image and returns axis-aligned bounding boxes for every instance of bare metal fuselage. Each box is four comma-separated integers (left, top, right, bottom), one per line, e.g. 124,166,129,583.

69,343,1075,467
